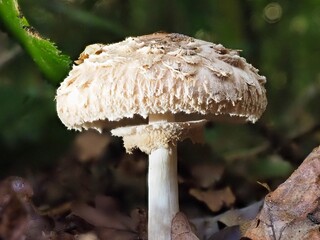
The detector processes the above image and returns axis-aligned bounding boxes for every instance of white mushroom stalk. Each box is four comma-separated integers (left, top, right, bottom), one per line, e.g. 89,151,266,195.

148,145,178,239
55,32,267,240
112,114,206,239
147,114,179,238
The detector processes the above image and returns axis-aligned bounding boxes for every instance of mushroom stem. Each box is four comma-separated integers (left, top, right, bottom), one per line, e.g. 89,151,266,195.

148,113,179,240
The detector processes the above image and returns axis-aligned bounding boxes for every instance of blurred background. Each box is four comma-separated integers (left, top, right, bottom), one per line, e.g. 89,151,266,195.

0,0,320,216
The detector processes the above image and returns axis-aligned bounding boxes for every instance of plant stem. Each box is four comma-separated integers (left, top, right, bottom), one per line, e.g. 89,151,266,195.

148,114,179,240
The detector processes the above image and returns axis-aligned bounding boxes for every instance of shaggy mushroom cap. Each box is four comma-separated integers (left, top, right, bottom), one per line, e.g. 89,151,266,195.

56,32,267,132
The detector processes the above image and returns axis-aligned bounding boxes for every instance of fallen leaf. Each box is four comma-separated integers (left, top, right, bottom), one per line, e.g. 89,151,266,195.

256,181,271,193
207,225,241,240
191,200,263,239
6,176,34,201
130,208,147,240
71,202,133,230
73,130,111,162
191,163,224,188
76,232,98,240
171,212,199,240
116,154,147,177
0,184,28,240
95,228,137,240
94,195,119,214
71,199,146,240
189,187,235,212
244,146,320,240
0,176,55,240
40,231,75,240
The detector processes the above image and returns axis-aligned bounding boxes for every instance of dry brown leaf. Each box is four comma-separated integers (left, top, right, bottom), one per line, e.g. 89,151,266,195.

256,181,271,193
5,176,34,201
0,177,57,240
244,146,320,240
191,201,263,239
0,186,28,240
94,195,119,213
71,202,134,230
207,225,241,240
171,212,199,240
95,227,137,240
76,232,98,240
40,231,75,240
130,208,147,240
71,200,146,240
116,154,147,177
189,187,236,212
191,163,224,188
0,177,36,240
73,130,111,162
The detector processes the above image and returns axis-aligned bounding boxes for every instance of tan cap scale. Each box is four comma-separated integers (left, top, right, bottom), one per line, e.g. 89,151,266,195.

56,32,267,240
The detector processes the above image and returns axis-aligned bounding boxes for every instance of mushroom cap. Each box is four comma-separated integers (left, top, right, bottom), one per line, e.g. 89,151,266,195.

56,32,267,131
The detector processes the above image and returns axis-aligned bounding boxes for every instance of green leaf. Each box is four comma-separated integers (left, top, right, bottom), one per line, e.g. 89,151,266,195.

249,155,294,180
0,0,71,84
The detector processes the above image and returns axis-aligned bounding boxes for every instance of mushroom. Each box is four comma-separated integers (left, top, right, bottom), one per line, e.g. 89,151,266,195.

56,32,267,240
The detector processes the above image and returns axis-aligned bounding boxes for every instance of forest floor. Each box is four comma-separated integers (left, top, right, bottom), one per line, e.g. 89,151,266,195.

0,130,319,240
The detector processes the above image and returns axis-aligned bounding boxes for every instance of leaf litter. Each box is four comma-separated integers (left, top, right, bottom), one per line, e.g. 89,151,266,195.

244,146,320,240
0,129,319,240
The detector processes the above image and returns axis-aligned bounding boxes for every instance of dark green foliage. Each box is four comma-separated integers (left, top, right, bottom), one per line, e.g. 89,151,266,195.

0,0,71,84
0,0,319,183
